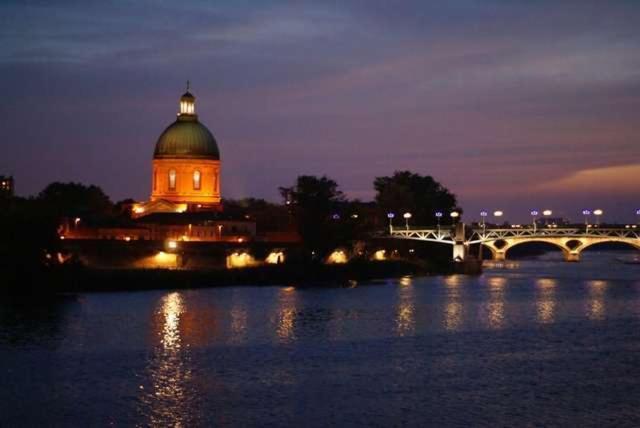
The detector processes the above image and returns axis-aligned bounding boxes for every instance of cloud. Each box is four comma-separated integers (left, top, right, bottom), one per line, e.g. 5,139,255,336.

535,164,640,194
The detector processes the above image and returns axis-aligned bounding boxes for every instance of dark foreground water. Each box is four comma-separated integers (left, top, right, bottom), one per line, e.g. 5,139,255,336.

2,251,640,427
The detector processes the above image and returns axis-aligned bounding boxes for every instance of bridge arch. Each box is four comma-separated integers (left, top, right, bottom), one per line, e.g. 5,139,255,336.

579,239,640,253
486,238,575,262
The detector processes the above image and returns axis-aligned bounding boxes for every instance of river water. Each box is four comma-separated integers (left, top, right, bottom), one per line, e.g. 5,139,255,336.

1,250,640,426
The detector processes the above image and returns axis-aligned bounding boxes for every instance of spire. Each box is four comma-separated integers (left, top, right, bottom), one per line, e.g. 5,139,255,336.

179,82,196,116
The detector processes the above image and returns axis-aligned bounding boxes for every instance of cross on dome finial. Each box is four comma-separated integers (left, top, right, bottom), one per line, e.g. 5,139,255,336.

186,80,190,92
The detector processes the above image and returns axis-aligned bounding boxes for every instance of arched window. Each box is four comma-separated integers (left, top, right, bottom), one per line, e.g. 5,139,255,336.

153,169,157,191
168,169,176,190
193,170,201,190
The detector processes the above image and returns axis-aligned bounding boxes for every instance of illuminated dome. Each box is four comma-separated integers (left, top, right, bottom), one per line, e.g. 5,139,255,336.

153,90,220,160
148,84,222,210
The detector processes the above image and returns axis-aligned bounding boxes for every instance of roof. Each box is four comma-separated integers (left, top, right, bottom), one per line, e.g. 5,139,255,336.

153,115,220,160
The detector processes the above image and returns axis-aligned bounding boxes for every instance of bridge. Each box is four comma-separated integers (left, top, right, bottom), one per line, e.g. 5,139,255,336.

389,225,640,262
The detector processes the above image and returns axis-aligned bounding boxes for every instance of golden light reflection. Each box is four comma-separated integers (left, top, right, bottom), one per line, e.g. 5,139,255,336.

141,292,193,427
265,251,285,264
443,275,464,331
226,252,256,268
161,292,184,350
535,278,557,324
587,280,608,321
275,287,298,343
373,249,386,261
485,276,506,330
327,250,348,264
395,276,415,336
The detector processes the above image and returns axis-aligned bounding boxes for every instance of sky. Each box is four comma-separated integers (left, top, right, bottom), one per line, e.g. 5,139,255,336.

1,0,639,223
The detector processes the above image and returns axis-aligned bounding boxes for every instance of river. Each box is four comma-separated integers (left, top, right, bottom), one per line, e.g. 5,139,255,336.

1,250,639,426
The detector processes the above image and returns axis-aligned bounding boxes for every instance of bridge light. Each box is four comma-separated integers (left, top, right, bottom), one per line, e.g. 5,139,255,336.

493,210,503,217
542,210,552,216
593,209,603,226
530,210,539,216
332,213,340,220
450,211,460,218
387,213,395,234
166,240,178,251
435,211,443,218
403,212,412,230
480,211,488,217
582,209,591,216
636,209,640,215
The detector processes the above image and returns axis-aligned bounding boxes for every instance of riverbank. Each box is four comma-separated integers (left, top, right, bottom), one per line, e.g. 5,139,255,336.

3,260,439,294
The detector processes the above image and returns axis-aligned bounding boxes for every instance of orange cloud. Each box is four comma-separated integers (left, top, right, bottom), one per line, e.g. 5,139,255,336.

535,164,640,194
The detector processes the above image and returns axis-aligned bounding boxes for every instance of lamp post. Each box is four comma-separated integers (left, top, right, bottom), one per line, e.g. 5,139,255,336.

493,210,503,227
387,212,395,234
435,211,443,233
593,209,603,226
403,212,412,230
636,209,640,225
480,210,488,230
582,209,591,230
530,210,539,232
542,209,552,226
450,211,460,224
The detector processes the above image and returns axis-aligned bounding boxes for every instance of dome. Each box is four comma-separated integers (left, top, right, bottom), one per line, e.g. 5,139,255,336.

153,115,220,160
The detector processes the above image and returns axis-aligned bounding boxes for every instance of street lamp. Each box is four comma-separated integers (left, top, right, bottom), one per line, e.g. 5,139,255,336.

450,211,460,224
480,210,488,229
387,212,395,234
435,211,443,232
636,209,640,224
582,209,591,229
493,210,503,226
403,212,412,230
542,209,552,226
593,209,603,226
530,210,539,231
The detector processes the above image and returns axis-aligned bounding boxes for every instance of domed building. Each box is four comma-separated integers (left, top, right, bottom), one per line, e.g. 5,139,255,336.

134,86,222,216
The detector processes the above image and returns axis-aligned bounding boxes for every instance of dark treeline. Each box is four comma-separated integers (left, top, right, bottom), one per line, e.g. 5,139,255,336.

0,171,460,292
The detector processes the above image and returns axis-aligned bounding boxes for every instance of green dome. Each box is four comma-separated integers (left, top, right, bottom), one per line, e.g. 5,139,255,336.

153,116,220,160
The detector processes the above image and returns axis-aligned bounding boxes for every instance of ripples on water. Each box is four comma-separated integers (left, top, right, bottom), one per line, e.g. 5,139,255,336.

1,251,640,426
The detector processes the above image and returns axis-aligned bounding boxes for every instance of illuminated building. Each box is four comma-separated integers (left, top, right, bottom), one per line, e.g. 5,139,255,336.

0,175,14,197
134,84,221,216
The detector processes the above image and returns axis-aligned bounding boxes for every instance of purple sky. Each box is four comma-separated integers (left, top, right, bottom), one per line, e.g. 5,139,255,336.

1,0,639,223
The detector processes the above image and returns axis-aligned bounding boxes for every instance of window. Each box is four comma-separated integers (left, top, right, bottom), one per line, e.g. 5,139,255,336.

193,170,201,190
153,169,157,191
169,169,176,190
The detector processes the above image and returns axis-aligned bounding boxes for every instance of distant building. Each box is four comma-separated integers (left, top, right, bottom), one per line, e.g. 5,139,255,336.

59,85,299,247
0,175,14,197
133,85,222,217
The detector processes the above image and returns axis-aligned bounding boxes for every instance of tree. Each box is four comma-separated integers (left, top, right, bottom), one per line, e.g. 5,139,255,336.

37,182,113,223
279,175,345,252
374,171,460,226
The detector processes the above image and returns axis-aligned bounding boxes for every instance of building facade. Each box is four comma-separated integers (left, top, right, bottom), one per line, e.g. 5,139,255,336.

135,87,221,216
0,176,14,197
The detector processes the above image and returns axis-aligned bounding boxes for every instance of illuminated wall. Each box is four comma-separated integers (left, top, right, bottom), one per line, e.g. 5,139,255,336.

151,158,220,206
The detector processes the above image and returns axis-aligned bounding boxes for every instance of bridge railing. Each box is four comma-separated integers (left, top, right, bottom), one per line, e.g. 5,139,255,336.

387,225,640,244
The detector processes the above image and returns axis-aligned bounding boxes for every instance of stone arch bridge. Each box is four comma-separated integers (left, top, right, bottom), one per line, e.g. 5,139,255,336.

389,226,640,262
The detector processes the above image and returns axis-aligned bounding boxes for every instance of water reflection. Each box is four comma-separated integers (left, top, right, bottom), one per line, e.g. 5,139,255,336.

395,276,415,336
587,280,608,321
443,275,464,331
484,277,506,330
229,304,248,345
535,278,557,324
275,286,298,343
140,292,194,427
